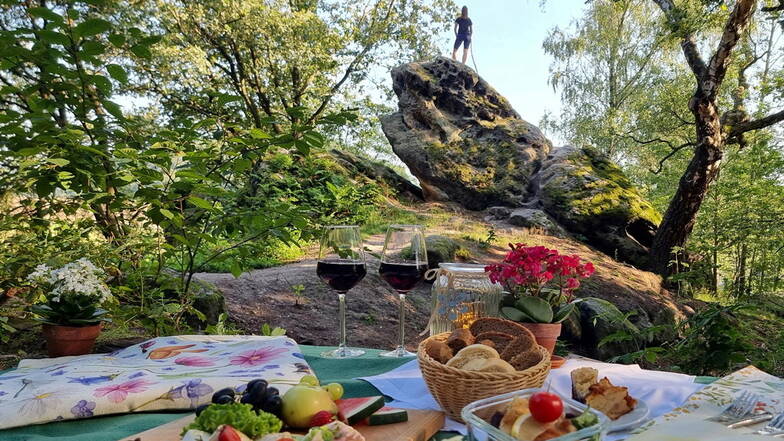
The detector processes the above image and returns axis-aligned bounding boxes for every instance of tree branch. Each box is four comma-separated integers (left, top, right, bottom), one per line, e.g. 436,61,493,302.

652,0,709,80
652,142,697,174
704,0,757,99
730,108,784,135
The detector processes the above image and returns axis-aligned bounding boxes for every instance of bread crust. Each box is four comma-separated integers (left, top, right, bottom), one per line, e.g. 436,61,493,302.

474,331,515,353
424,339,453,364
446,328,475,353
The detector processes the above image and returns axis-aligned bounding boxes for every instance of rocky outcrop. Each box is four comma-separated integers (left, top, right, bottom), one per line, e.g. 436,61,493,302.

534,147,661,267
328,149,423,201
381,57,660,267
380,57,551,210
507,208,567,237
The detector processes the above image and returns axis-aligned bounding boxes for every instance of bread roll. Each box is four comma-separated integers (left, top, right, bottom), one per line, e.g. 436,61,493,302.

446,328,475,353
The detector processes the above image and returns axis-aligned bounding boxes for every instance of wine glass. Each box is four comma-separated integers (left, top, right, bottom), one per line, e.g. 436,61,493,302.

316,225,367,358
378,224,428,358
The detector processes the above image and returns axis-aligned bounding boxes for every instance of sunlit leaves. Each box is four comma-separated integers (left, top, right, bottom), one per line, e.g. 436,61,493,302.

74,18,112,38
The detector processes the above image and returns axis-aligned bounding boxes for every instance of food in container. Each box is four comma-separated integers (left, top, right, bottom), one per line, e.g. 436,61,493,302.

461,388,610,441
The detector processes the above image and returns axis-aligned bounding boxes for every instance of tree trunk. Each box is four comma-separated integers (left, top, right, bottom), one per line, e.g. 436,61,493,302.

735,243,748,296
650,100,724,276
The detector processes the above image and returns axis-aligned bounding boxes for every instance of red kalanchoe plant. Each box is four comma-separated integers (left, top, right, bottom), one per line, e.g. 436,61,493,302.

485,244,595,324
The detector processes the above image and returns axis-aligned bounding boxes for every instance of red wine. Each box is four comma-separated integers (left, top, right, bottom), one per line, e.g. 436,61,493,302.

379,262,427,292
317,261,367,293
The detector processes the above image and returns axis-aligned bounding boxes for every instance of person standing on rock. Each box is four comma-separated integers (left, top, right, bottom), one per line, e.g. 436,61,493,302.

451,6,472,64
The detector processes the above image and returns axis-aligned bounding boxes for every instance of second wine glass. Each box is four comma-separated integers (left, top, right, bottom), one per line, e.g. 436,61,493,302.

378,224,428,358
316,225,366,358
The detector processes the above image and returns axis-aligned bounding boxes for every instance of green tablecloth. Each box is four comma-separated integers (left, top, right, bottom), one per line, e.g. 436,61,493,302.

0,345,462,441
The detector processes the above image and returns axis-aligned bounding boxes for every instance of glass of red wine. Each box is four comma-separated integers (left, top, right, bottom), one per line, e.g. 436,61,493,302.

378,224,428,358
316,225,367,358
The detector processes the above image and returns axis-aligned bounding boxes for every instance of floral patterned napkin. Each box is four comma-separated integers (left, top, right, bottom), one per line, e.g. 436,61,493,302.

627,366,784,441
0,335,312,430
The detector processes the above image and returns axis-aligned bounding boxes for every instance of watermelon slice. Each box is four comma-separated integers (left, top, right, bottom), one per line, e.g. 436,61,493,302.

336,396,385,425
367,407,408,426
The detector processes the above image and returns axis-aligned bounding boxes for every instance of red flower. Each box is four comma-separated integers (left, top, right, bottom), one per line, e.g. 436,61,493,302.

485,243,594,306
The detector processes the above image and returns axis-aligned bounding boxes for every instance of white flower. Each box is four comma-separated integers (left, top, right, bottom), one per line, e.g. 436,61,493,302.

27,259,113,305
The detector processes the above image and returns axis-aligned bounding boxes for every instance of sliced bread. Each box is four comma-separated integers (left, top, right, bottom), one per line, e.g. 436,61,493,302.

499,333,537,362
508,348,543,371
474,331,515,353
469,318,536,344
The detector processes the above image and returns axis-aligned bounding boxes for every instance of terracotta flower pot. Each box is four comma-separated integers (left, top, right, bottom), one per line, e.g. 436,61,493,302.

519,322,562,357
41,323,101,357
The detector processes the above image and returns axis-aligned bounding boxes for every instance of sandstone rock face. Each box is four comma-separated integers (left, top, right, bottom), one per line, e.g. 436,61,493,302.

329,149,423,201
380,57,552,210
382,57,660,268
534,147,661,267
507,208,566,237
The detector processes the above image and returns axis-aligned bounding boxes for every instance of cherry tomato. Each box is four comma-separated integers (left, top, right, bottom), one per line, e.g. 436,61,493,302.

529,391,564,423
217,425,242,441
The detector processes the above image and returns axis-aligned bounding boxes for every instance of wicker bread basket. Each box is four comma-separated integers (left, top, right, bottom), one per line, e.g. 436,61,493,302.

417,332,551,421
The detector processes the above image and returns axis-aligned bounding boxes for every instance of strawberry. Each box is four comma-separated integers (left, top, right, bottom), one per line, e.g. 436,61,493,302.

309,410,334,427
217,425,242,441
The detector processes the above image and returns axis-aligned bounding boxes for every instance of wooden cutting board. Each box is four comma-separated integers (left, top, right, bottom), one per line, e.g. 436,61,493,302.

122,409,445,441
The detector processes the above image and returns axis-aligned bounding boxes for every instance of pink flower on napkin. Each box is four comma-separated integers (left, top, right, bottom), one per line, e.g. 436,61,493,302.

230,347,288,367
94,378,154,403
175,356,214,367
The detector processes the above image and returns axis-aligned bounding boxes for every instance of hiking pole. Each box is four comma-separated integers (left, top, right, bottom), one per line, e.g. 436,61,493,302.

470,38,479,74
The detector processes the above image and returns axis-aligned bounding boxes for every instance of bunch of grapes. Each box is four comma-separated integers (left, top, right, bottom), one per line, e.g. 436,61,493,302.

196,379,283,419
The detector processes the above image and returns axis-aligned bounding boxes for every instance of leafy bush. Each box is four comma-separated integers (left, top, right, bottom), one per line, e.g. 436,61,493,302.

668,303,753,375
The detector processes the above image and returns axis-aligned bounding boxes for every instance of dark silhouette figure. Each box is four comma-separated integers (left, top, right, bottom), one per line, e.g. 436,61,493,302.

452,6,472,64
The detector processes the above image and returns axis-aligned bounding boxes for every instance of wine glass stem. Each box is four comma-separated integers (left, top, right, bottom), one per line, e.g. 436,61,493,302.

397,293,406,351
338,293,347,352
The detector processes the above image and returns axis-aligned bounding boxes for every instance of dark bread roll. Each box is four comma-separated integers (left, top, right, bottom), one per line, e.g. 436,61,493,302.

474,331,515,353
446,328,475,353
424,339,454,364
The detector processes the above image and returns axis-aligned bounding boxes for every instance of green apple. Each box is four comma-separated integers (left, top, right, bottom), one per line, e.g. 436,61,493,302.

281,385,338,428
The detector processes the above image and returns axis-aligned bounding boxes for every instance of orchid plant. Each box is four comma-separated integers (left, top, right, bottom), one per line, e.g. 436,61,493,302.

26,259,113,326
485,244,595,324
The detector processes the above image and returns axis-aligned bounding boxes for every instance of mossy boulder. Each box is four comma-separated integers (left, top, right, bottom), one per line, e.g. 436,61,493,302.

507,208,567,236
536,147,661,267
576,297,641,360
160,269,226,328
423,235,460,269
328,149,423,201
380,57,551,210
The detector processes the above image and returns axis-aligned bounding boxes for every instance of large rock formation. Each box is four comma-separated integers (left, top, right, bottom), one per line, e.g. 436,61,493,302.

381,58,659,267
380,57,551,210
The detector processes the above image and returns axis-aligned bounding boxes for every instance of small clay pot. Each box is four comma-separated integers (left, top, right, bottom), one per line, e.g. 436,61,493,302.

550,355,566,369
42,323,102,357
519,322,562,357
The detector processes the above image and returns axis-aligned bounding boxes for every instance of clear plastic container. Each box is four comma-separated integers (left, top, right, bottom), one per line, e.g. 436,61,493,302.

461,388,610,441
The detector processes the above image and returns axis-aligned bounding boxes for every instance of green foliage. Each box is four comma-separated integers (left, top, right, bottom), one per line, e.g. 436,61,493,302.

205,313,241,335
0,316,16,345
668,303,753,375
291,284,306,307
260,323,287,337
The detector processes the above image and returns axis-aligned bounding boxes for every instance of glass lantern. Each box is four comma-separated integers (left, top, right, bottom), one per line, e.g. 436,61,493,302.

427,263,503,335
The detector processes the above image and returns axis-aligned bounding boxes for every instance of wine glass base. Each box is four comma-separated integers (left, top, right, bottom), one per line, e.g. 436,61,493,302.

320,347,365,358
379,347,416,358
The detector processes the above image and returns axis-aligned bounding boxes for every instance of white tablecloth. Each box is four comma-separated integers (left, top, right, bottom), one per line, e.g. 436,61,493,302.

359,356,706,440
